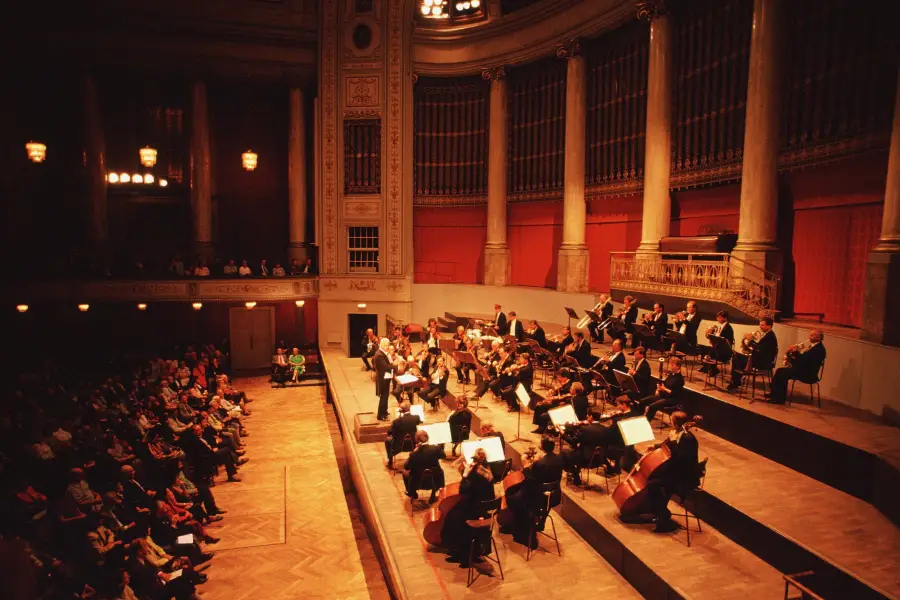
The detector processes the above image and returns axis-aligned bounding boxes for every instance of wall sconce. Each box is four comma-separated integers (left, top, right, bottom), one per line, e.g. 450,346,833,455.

77,304,90,312
245,301,257,309
107,173,119,183
357,303,367,309
16,304,29,313
159,179,168,187
192,302,203,311
241,149,258,171
295,300,305,307
132,174,144,184
139,146,158,167
119,173,131,183
137,303,148,311
25,141,47,163
144,174,154,184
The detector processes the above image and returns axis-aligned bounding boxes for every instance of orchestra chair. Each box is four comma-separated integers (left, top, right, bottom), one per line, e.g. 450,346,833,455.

389,434,415,471
527,481,562,561
654,404,684,431
673,457,708,548
789,360,825,408
701,354,729,390
465,497,504,587
740,357,775,403
451,425,470,457
565,447,620,499
408,468,441,516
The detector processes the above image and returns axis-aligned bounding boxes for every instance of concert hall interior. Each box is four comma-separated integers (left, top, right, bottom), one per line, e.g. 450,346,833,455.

3,0,900,599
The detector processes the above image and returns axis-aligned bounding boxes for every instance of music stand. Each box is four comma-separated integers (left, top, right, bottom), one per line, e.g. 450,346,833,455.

613,370,639,396
616,416,655,446
439,338,457,355
470,362,491,411
548,404,578,430
510,383,531,443
453,350,476,395
417,422,452,445
664,331,689,354
394,404,426,421
632,324,653,351
564,306,580,330
461,437,506,463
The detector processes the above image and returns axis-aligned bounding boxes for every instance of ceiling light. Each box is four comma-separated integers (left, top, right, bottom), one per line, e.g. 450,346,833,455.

144,174,154,184
431,6,441,14
192,302,203,311
357,303,367,309
132,174,143,184
456,2,463,9
295,300,305,307
245,301,257,309
25,142,47,163
108,172,119,183
421,4,430,13
159,178,168,187
471,0,480,6
139,146,157,167
242,150,258,171
120,173,131,183
16,304,29,313
77,304,90,312
137,303,147,311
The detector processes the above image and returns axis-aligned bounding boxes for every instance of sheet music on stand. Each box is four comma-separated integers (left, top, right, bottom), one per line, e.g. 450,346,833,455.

394,404,425,420
617,416,655,446
461,437,505,463
548,404,578,428
176,534,194,545
564,307,580,320
453,350,476,366
417,422,452,445
439,339,458,354
395,373,421,386
585,310,602,323
613,370,639,395
515,383,530,409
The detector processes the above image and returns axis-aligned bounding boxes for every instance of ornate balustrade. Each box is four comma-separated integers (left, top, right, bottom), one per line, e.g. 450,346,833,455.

609,252,778,318
12,277,319,304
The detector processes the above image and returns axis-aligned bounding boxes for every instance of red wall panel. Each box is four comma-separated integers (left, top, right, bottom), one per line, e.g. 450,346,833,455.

509,202,563,288
413,206,487,283
586,195,644,292
670,184,741,236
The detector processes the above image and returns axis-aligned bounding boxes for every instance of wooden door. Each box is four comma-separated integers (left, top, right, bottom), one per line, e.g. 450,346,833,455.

229,307,275,371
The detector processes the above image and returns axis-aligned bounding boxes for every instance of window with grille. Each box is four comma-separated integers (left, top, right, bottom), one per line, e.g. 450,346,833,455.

348,226,379,272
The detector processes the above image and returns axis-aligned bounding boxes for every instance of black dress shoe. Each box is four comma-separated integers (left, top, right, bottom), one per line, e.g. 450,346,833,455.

653,518,679,533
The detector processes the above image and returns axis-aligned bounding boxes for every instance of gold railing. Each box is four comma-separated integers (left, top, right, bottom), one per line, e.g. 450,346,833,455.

609,252,778,319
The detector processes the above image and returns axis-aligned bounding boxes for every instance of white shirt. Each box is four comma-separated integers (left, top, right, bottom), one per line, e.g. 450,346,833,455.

509,320,518,336
238,265,251,276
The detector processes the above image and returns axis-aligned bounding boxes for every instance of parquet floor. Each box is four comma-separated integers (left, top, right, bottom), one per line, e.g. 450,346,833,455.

200,377,384,600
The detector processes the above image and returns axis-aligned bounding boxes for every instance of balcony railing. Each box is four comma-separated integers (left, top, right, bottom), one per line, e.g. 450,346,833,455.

609,252,778,319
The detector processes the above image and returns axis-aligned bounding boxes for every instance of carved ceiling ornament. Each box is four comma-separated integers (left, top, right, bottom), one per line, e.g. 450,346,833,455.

555,38,581,59
636,0,666,21
481,65,507,82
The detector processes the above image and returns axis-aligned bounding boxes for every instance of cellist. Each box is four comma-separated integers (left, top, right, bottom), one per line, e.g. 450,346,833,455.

441,449,495,568
502,436,563,549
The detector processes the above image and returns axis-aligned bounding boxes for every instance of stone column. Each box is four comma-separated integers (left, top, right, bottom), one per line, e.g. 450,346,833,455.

190,81,214,261
637,4,673,254
287,87,310,265
557,41,590,293
482,66,510,286
732,0,784,274
862,68,900,346
83,75,108,247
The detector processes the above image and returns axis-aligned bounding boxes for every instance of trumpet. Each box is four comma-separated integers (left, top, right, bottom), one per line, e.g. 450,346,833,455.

641,312,655,326
783,340,810,366
576,300,608,329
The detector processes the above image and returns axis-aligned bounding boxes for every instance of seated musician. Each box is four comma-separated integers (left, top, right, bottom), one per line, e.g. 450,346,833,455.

640,411,702,533
487,346,515,399
670,301,702,351
361,329,378,371
593,339,627,387
419,357,450,409
479,421,508,480
639,356,686,422
634,303,668,350
402,430,446,502
453,326,473,384
562,394,642,481
571,382,590,422
447,396,473,456
474,340,502,399
766,329,826,404
425,327,442,356
565,332,594,369
288,347,305,383
627,346,654,400
526,320,547,348
531,369,574,434
546,326,574,355
728,317,778,391
442,449,496,567
610,295,639,348
503,436,563,549
384,401,422,468
588,293,615,343
270,348,288,387
698,310,734,376
504,352,533,412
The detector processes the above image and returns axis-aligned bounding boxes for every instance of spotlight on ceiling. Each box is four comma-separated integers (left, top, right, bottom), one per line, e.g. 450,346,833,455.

139,146,157,167
192,302,203,311
137,303,148,311
132,174,143,184
108,172,119,183
77,304,90,312
144,174,154,184
25,141,47,163
16,304,29,313
159,179,168,187
357,303,367,309
120,173,131,183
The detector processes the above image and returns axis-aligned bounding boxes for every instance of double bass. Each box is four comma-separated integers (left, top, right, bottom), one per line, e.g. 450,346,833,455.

611,417,702,515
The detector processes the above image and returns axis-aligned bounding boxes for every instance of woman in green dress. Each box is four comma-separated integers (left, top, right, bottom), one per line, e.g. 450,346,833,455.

289,347,306,383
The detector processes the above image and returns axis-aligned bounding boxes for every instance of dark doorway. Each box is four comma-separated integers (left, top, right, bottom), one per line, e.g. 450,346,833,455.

348,313,378,357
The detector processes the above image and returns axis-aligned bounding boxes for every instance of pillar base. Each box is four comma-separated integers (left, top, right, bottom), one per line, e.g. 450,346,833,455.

636,240,661,255
862,250,900,347
557,245,590,293
730,246,783,278
483,246,510,287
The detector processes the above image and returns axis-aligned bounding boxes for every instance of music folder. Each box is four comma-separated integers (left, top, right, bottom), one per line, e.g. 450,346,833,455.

515,383,531,408
176,534,194,545
394,404,425,420
613,370,639,394
417,422,452,445
617,416,655,446
548,404,578,428
461,436,505,463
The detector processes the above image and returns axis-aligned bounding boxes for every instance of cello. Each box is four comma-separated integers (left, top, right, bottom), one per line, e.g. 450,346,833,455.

496,447,537,529
422,481,463,547
612,416,702,515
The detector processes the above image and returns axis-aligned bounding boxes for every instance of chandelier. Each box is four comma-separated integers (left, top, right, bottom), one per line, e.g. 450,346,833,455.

139,146,158,167
242,150,258,171
25,141,47,163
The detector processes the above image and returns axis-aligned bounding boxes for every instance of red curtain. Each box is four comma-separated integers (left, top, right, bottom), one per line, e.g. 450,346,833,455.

413,206,487,283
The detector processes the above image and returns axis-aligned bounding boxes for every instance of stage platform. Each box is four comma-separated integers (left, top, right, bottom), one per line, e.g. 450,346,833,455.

324,347,900,600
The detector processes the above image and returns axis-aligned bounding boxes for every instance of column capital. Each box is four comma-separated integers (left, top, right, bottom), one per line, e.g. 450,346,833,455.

556,38,582,59
636,0,667,21
411,73,419,85
481,65,507,82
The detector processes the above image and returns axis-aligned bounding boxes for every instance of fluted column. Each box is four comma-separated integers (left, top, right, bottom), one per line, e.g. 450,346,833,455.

732,0,784,275
482,66,510,286
557,41,590,293
190,81,213,261
83,75,108,247
862,68,900,346
287,87,309,265
637,3,673,254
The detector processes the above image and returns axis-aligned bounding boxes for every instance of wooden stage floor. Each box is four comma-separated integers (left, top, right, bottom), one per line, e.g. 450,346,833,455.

200,377,386,600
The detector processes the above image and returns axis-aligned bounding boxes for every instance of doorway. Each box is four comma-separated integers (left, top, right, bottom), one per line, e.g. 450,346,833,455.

229,307,275,372
348,313,378,357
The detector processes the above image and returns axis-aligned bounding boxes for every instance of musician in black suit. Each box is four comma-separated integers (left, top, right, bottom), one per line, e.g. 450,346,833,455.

443,449,495,566
453,326,473,384
488,347,515,398
493,304,508,336
728,317,778,390
699,311,735,376
565,332,594,369
643,411,701,533
671,301,702,349
384,401,422,468
419,358,450,409
588,294,615,343
639,356,686,421
593,339,627,387
546,326,574,355
766,330,825,404
526,320,547,348
504,437,563,549
448,397,473,455
361,329,378,371
627,346,654,400
531,369,574,434
373,338,393,421
402,430,446,502
504,352,534,412
610,296,639,347
507,311,525,341
571,382,590,421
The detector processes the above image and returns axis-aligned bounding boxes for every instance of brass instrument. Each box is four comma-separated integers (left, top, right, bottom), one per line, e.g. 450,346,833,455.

576,300,608,329
594,351,613,367
536,392,574,407
641,312,655,326
705,324,720,340
783,340,810,366
741,330,762,355
675,311,686,321
548,331,565,343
